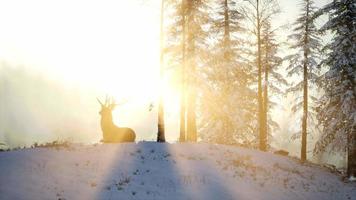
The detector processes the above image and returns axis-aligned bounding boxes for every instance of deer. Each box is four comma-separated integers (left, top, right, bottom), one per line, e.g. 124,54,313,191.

97,96,136,143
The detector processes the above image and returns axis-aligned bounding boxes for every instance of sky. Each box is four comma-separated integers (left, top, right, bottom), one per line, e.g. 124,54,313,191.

0,0,331,147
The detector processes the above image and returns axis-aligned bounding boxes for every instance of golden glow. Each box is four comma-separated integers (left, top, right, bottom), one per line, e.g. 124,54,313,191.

0,0,161,99
0,0,182,142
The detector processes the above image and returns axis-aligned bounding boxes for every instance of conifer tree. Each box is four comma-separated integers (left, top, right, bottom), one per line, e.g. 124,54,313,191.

261,20,286,145
165,0,211,142
242,0,279,150
314,0,356,177
199,0,256,145
285,0,322,161
179,0,187,142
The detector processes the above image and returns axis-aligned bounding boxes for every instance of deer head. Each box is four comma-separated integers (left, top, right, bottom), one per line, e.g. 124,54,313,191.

97,96,116,116
97,96,128,120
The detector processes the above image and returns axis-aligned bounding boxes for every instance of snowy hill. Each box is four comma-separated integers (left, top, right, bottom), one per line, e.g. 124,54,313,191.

0,142,355,200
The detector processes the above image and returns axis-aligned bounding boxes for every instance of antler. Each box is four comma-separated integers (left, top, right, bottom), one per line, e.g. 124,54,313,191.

97,95,111,107
97,98,104,106
97,95,128,109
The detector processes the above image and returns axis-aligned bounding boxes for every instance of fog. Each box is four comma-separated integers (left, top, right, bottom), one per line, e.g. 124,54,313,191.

0,63,166,147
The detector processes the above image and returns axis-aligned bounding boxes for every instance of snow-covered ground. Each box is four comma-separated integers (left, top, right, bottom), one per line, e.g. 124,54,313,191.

0,142,355,200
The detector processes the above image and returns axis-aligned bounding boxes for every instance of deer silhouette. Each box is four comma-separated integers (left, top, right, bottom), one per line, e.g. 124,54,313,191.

97,97,136,143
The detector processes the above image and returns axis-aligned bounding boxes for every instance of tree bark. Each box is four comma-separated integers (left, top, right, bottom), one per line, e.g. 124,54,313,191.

157,0,166,142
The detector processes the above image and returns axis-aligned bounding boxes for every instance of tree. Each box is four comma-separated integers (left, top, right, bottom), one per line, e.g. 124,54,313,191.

163,0,187,142
242,0,279,151
314,0,356,178
286,0,322,161
199,0,257,145
261,20,286,145
157,0,166,142
180,0,187,142
165,0,211,142
185,0,203,142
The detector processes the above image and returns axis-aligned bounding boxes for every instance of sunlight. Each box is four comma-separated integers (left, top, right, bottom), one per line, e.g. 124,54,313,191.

0,0,184,142
1,0,355,199
0,0,164,101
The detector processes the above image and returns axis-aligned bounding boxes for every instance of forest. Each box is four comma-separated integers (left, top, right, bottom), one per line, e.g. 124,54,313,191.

155,0,356,178
0,0,355,199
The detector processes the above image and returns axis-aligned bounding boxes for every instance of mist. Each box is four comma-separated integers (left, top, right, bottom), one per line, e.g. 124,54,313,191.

0,63,163,148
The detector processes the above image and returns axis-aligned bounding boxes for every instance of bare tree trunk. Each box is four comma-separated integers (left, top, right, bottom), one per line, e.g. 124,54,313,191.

157,0,166,142
301,0,310,161
257,0,266,151
179,0,187,142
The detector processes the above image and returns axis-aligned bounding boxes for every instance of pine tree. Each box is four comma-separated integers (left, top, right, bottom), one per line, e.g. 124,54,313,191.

242,0,280,151
285,0,322,161
314,0,356,178
185,0,198,142
199,0,256,145
165,0,211,142
179,0,187,142
261,20,286,146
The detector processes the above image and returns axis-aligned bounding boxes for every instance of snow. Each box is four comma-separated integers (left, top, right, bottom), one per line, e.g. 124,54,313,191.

0,142,355,200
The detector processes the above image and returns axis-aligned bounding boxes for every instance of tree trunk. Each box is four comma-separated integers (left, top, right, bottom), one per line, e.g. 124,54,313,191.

186,0,197,142
223,0,231,52
257,0,266,151
301,0,310,161
186,58,197,142
157,0,166,142
222,0,233,142
345,1,356,179
179,0,187,142
301,56,308,161
186,87,197,142
347,124,356,178
263,38,269,148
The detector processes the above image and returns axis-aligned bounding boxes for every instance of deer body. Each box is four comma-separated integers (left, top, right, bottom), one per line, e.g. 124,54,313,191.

98,97,136,143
